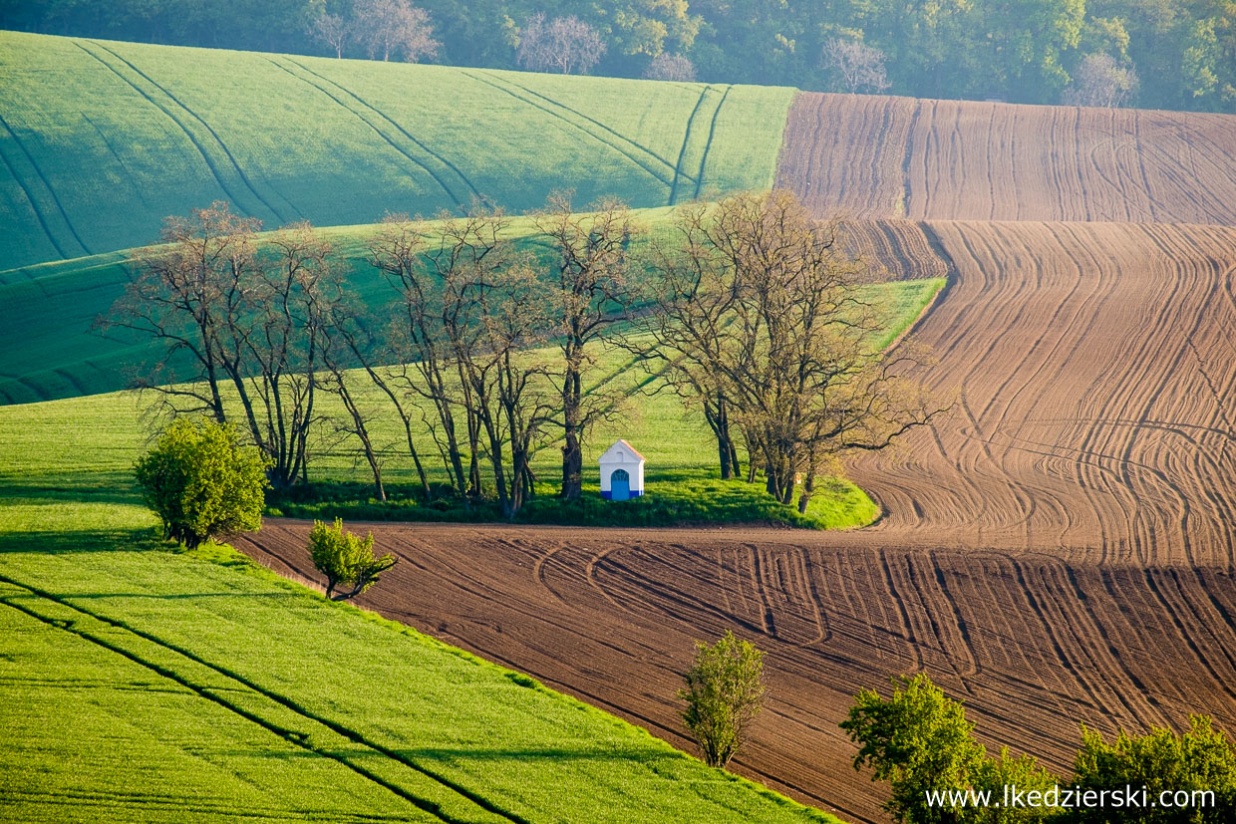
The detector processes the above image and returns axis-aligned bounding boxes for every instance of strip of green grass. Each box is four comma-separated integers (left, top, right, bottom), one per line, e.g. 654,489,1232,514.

0,406,845,823
0,31,794,271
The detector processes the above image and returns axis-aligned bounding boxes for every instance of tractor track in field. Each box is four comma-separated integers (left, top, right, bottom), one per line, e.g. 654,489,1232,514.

667,84,713,204
0,573,530,824
691,85,730,201
458,70,676,191
277,59,479,209
76,42,288,225
0,114,87,259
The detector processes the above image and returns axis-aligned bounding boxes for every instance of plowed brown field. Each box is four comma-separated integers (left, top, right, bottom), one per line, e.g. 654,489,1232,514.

238,98,1236,823
778,94,1236,225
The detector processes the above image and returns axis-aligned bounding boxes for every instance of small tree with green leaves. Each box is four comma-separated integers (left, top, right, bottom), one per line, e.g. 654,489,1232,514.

841,673,987,823
679,630,766,768
134,417,269,549
1073,715,1236,823
309,518,396,600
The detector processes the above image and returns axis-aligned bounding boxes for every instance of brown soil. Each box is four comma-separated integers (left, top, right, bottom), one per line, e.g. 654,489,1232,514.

237,97,1236,823
778,93,1236,225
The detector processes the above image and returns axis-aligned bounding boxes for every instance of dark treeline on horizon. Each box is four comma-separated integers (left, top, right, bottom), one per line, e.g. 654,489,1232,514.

3,0,1233,113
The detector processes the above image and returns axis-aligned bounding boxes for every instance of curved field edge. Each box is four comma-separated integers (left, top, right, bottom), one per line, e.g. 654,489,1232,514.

0,30,795,271
0,486,845,822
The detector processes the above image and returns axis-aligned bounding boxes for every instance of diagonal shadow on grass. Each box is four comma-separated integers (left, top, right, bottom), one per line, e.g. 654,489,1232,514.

0,527,162,554
0,470,143,508
225,746,684,765
393,747,682,764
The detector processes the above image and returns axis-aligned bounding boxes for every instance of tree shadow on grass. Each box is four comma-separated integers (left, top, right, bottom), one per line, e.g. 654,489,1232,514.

0,526,163,555
390,746,682,765
226,745,684,766
0,484,143,508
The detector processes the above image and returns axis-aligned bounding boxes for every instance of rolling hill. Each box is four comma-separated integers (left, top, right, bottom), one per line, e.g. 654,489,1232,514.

232,94,1236,823
0,31,794,271
8,28,1236,824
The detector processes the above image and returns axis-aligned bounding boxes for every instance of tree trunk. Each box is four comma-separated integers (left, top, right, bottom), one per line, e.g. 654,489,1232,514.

705,393,741,481
560,369,583,501
797,473,815,514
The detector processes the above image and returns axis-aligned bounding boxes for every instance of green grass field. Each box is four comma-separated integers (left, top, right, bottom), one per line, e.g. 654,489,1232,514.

0,31,794,271
0,393,847,824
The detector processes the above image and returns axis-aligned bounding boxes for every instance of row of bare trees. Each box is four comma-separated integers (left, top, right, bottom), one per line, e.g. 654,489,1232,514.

109,207,343,490
111,191,939,518
110,195,641,516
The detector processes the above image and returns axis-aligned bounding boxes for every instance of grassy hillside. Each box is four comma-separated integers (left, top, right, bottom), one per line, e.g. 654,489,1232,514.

0,209,940,407
0,211,644,405
0,400,844,823
0,31,794,271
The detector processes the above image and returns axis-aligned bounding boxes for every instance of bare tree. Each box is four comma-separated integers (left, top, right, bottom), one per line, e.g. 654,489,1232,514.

107,202,260,425
111,206,345,490
368,215,470,496
235,222,338,489
334,307,433,499
535,193,642,501
644,52,696,81
822,37,891,94
645,191,940,510
1064,53,1140,107
317,294,389,502
354,0,440,62
436,213,555,517
517,13,606,75
308,12,350,58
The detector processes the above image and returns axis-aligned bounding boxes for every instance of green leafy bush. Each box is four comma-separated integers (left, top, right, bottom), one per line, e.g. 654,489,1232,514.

841,673,988,823
308,517,396,600
134,417,269,548
1073,716,1236,822
680,630,766,768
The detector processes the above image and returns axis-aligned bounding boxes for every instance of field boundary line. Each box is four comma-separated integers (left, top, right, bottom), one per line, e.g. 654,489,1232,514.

459,70,674,189
0,115,87,259
281,59,478,208
76,42,288,224
691,85,731,201
0,572,531,824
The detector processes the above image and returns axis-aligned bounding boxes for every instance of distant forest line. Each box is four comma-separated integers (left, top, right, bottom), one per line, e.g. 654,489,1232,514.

3,0,1233,113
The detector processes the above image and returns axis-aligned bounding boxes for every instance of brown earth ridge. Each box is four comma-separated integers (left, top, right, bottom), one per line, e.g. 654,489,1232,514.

237,93,1236,823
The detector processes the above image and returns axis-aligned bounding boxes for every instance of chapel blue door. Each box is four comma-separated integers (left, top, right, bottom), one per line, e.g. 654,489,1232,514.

611,469,630,501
